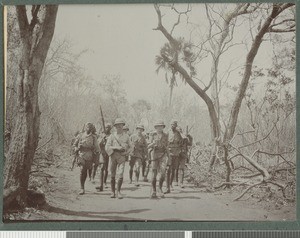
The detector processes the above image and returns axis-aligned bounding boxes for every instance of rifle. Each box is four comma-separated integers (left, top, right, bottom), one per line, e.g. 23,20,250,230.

185,125,194,163
100,104,105,132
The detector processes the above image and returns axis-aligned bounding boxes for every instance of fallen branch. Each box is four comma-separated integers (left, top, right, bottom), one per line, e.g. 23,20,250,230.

30,172,55,178
234,179,291,201
55,161,64,168
36,137,53,151
234,181,262,201
214,180,250,189
233,166,254,173
242,167,295,178
230,144,270,180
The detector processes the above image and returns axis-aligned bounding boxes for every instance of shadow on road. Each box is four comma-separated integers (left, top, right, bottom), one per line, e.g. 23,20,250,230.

41,204,150,220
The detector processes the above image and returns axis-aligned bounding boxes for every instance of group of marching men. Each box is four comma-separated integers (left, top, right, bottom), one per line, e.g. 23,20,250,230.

71,118,192,199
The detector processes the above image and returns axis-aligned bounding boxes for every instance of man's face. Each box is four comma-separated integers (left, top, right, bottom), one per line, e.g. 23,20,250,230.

105,126,111,134
171,124,177,130
115,124,123,131
85,124,92,133
155,125,164,133
136,128,143,134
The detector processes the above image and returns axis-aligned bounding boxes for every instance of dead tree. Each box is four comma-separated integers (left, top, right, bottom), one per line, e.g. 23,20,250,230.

4,5,58,209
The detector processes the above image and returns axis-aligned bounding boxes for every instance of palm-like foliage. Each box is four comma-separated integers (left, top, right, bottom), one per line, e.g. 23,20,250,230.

155,37,197,105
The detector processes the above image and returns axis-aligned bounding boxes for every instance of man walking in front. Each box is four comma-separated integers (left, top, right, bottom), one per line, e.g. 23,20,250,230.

165,120,182,194
129,124,148,187
148,120,169,199
106,118,130,199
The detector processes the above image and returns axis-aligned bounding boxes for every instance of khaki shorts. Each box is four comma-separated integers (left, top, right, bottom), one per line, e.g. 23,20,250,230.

110,155,126,179
151,154,168,175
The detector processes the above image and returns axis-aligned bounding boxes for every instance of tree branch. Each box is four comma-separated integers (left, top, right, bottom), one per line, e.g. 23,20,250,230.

15,6,29,42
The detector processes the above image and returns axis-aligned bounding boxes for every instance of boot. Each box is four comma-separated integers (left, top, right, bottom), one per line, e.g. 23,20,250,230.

92,164,98,181
117,178,124,199
110,177,116,198
175,169,179,186
170,169,175,189
104,169,108,188
88,168,92,181
164,168,171,194
142,162,146,177
144,166,149,181
158,178,165,198
129,168,133,184
179,169,185,188
80,167,87,195
150,178,157,199
96,169,104,191
135,171,140,187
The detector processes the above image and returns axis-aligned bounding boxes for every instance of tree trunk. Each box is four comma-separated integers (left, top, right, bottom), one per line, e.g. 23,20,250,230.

224,4,291,142
4,5,58,209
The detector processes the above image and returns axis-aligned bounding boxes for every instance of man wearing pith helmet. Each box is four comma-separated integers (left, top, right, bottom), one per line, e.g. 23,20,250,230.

148,120,169,199
129,124,148,186
105,118,131,199
165,119,182,194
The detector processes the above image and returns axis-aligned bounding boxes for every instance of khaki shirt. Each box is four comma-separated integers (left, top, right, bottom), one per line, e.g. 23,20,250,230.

73,132,100,161
130,133,147,159
168,129,182,156
148,131,169,160
105,132,131,160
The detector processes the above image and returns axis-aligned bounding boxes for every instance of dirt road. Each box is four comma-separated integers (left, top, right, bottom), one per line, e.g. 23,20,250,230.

30,160,295,221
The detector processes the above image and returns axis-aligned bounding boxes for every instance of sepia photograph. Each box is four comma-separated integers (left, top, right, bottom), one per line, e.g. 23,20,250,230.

3,3,296,222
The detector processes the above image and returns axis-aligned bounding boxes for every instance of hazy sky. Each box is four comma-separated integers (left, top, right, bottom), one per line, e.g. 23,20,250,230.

54,4,176,103
52,4,288,105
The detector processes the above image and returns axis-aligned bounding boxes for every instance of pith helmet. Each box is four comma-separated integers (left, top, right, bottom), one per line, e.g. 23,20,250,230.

123,125,129,131
114,118,125,126
136,124,145,131
154,120,165,128
171,119,178,126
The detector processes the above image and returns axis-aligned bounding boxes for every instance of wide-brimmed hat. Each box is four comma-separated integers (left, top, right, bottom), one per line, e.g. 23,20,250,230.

154,120,165,128
114,118,125,126
136,124,145,131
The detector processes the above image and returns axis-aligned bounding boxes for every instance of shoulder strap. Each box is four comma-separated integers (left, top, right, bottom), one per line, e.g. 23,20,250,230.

113,133,123,147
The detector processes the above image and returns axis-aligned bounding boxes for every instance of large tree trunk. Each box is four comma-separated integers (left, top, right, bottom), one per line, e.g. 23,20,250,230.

4,5,58,209
224,4,293,142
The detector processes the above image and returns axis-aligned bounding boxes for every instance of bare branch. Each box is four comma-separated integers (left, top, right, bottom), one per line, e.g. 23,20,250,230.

238,121,277,149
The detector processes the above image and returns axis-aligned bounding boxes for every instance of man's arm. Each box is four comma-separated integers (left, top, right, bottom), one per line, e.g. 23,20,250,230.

105,134,114,156
93,135,100,153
